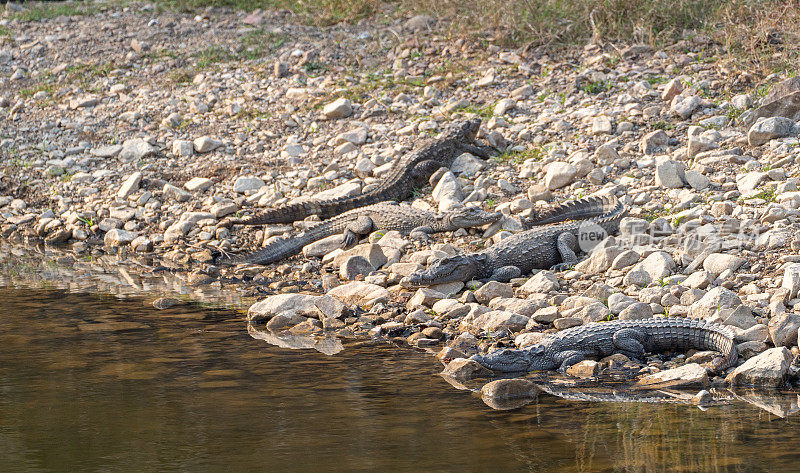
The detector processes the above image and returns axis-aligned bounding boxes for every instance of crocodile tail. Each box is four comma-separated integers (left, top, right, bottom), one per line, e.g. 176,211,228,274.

708,323,739,372
523,195,620,227
239,187,392,226
238,201,328,225
218,235,310,266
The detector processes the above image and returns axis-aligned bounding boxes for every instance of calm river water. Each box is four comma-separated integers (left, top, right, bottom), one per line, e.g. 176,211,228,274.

2,284,800,472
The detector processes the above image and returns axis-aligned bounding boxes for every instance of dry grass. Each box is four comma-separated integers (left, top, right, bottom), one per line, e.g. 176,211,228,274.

11,0,800,74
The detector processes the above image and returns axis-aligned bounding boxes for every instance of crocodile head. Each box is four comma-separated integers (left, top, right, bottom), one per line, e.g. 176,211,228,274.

470,345,555,372
446,207,501,229
401,254,482,287
457,118,482,141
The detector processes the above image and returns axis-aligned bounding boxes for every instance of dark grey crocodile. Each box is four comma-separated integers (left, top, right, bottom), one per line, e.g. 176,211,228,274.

401,195,627,286
233,119,490,226
470,318,738,374
219,202,500,266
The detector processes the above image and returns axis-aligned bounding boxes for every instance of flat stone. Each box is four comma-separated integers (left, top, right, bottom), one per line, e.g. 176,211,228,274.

303,234,345,258
233,176,265,193
119,138,156,161
333,243,387,269
618,302,653,320
639,251,676,280
469,310,529,332
783,263,800,299
185,177,214,191
575,246,623,275
518,270,560,294
117,172,142,198
210,201,238,218
90,144,122,158
736,171,769,194
481,378,537,400
327,281,391,308
689,287,744,320
740,77,800,127
407,288,446,309
163,183,192,202
248,293,347,322
703,253,746,276
636,363,709,389
662,78,683,102
173,140,194,157
193,136,223,153
671,95,702,119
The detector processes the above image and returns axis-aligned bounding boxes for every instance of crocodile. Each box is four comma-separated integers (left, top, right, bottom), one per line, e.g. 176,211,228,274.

234,119,490,226
401,195,627,286
218,202,501,266
470,318,738,374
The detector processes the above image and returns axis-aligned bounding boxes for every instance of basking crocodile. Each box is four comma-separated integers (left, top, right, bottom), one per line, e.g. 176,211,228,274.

234,119,490,226
401,195,627,286
470,318,738,373
219,202,501,266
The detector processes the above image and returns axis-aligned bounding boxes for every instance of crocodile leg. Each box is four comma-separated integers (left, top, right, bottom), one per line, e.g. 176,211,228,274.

412,159,446,182
554,350,586,372
550,231,579,271
342,216,375,248
612,328,647,361
409,226,435,243
458,143,492,159
487,265,522,282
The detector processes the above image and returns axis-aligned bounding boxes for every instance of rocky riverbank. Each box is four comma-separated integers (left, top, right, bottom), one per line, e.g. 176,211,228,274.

2,2,800,397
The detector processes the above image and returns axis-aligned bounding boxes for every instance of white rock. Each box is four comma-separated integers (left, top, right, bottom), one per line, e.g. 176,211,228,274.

450,153,486,176
518,271,559,294
655,159,686,188
184,177,214,192
117,172,142,198
702,253,746,276
233,176,265,193
119,138,156,161
768,312,800,347
193,136,223,153
327,281,391,307
545,162,577,190
248,293,347,321
639,251,676,281
748,117,796,146
323,98,352,119
104,229,138,247
726,347,792,387
636,363,709,389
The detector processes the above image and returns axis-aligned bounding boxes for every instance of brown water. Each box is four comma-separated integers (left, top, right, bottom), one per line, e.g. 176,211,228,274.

2,285,800,472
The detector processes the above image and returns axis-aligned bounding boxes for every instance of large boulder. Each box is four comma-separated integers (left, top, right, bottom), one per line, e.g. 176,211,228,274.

248,293,347,322
725,347,792,387
327,281,391,308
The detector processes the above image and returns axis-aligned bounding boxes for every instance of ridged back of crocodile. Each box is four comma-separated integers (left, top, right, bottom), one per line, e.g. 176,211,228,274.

552,317,737,369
